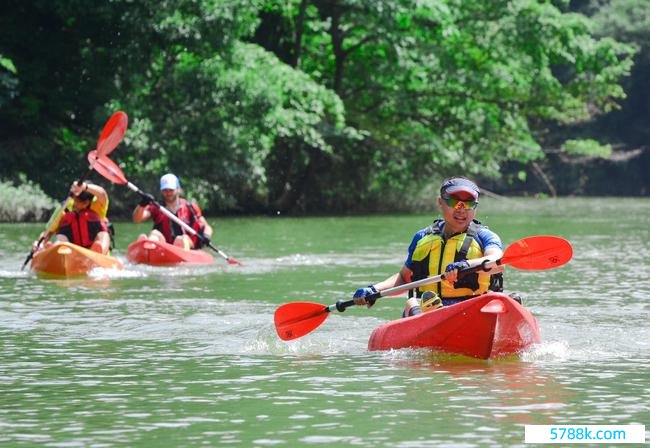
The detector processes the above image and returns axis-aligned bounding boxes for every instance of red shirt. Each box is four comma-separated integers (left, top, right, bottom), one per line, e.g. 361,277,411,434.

146,199,204,246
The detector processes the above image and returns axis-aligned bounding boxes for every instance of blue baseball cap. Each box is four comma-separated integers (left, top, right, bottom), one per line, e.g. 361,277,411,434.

160,173,180,190
440,177,480,199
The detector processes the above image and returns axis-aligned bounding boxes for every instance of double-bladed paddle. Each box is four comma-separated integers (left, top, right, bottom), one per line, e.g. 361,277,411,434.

273,235,573,341
90,155,243,266
21,111,128,270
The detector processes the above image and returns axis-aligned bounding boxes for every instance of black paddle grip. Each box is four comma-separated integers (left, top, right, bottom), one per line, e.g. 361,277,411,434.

457,259,491,279
335,299,355,312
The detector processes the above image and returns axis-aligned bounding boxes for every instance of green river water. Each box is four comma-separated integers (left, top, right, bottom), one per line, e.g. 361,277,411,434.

0,198,648,447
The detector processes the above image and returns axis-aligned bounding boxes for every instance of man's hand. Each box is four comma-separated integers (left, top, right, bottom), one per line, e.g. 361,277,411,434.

353,285,378,307
444,260,471,283
196,229,211,246
69,181,85,197
138,193,155,207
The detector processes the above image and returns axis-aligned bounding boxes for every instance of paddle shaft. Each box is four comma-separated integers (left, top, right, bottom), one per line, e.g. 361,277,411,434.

329,258,501,313
329,239,570,313
127,182,238,264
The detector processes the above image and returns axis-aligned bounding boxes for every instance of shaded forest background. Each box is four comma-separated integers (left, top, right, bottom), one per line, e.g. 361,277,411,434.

0,0,648,217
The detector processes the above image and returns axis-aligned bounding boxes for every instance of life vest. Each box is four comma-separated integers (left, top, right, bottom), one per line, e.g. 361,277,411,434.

408,220,491,299
57,209,107,249
63,196,115,248
151,198,203,246
51,196,109,231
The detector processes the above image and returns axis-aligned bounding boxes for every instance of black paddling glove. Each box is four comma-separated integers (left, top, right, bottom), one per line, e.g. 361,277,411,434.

139,193,155,206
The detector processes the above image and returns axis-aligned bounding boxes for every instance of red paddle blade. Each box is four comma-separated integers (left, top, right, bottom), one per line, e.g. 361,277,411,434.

274,302,329,341
502,236,573,270
96,111,128,157
227,258,243,266
88,152,127,185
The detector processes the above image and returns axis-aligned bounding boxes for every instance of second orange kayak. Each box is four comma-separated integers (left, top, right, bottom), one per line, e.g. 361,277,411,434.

31,242,123,278
126,238,214,265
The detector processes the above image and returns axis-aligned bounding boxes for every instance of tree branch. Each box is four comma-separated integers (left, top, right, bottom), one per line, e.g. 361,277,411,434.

530,161,557,197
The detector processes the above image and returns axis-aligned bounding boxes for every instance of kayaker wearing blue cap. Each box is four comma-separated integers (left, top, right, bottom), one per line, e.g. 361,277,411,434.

353,176,505,316
132,173,213,250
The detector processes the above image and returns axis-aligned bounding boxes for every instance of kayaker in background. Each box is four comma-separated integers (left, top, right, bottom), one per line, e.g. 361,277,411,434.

133,173,213,250
33,181,111,255
353,176,505,316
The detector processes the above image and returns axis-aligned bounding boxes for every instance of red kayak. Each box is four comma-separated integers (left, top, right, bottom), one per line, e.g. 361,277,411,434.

126,237,214,265
367,292,541,359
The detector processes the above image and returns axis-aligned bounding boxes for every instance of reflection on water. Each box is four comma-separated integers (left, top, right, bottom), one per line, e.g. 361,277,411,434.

374,351,573,423
1,199,649,447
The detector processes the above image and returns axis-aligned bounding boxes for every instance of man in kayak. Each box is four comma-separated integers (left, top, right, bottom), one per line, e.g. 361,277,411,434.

33,181,111,255
133,173,213,250
353,176,505,316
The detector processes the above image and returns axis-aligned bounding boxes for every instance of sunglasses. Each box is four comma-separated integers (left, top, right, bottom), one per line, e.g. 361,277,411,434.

443,196,478,210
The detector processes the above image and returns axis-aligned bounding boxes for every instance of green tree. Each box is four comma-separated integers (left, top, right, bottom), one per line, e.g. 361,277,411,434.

506,0,650,196
0,0,638,214
0,1,149,194
590,0,650,149
259,0,635,201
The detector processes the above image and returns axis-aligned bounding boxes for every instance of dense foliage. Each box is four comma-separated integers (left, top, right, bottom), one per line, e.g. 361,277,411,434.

0,0,644,217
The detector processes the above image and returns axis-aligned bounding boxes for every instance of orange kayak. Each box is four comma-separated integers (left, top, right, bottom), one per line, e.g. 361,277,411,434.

367,292,541,359
31,242,123,278
126,238,214,265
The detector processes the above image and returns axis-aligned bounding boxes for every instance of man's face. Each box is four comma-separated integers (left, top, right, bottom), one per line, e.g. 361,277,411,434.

72,196,91,212
161,188,178,202
438,192,478,234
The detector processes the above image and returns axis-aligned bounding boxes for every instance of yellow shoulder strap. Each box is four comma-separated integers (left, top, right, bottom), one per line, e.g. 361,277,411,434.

47,197,74,232
90,197,109,219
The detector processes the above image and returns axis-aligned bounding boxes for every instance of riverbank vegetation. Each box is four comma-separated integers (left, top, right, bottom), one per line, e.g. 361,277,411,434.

0,175,56,222
1,0,648,219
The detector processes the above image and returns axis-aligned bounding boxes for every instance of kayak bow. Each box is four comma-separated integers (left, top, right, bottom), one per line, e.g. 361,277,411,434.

126,237,214,266
367,292,541,359
31,242,123,278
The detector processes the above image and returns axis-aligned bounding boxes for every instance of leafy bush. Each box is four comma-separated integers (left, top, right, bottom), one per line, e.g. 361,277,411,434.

562,139,613,158
0,175,57,222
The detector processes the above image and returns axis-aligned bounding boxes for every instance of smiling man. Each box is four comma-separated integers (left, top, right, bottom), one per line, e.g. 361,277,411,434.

353,176,505,316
